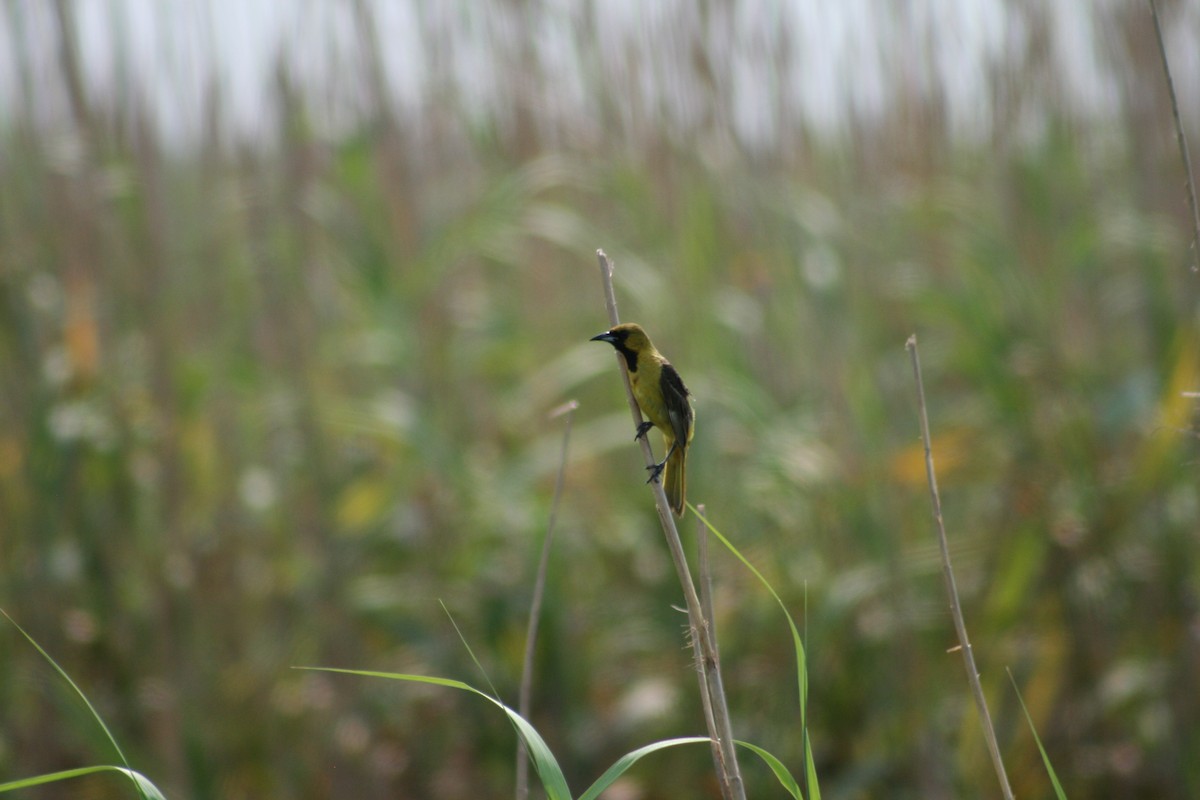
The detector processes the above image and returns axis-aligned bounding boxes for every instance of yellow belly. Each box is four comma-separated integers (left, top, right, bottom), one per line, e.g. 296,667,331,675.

630,369,675,445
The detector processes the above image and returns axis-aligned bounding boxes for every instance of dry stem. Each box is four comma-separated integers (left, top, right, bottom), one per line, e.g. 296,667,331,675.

1148,0,1200,273
595,250,744,800
906,335,1013,800
515,401,577,800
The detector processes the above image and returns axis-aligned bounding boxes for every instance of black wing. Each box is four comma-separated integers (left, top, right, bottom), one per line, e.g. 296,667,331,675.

659,361,693,446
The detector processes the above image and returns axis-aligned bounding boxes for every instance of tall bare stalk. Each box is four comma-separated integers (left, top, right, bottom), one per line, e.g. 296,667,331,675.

694,505,742,800
515,401,578,800
1148,0,1200,274
595,250,745,800
906,335,1013,800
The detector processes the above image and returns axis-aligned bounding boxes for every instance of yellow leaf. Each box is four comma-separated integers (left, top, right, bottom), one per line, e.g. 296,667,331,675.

336,478,390,531
890,427,972,486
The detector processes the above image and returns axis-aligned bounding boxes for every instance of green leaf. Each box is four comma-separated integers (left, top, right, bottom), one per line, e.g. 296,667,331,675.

735,740,803,800
296,667,573,800
0,766,166,799
2,610,156,800
1009,670,1068,800
577,737,713,800
687,507,822,800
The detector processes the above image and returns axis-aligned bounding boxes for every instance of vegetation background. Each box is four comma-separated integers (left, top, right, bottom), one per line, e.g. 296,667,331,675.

1,1,1198,798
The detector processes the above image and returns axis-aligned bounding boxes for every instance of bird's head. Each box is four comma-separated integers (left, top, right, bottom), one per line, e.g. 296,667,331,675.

590,322,653,372
590,322,652,353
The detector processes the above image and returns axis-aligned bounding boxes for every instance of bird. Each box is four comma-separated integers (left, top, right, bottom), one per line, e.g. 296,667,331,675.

591,322,694,516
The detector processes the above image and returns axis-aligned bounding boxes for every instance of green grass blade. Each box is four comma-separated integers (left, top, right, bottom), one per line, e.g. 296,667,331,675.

1008,670,1068,800
686,506,821,800
0,766,166,799
296,667,573,800
1,610,154,800
576,737,713,800
734,740,803,800
803,738,819,800
439,599,504,700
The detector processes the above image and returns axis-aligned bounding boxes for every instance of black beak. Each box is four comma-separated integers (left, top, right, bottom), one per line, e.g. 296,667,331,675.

590,331,618,344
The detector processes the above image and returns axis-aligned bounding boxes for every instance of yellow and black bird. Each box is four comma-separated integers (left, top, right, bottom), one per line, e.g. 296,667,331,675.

591,322,694,516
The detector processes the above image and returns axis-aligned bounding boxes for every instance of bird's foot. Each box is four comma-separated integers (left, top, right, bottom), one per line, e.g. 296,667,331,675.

645,460,666,484
633,420,655,441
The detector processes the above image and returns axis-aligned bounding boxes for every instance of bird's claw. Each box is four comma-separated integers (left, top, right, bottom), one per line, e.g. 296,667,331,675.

645,461,666,484
634,420,655,441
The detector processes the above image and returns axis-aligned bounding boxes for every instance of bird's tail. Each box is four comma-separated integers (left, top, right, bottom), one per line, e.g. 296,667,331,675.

665,444,686,517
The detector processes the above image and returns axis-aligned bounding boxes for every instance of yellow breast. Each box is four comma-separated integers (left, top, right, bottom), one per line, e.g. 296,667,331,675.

629,367,675,443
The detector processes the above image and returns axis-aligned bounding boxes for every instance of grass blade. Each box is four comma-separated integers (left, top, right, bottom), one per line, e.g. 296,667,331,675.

1008,670,1069,800
734,740,803,800
1,610,154,800
576,737,713,800
686,506,821,800
0,766,166,798
296,667,573,800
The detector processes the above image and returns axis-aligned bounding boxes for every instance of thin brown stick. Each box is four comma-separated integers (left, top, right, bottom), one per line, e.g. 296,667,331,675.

692,507,723,794
596,250,745,800
906,335,1013,800
515,400,577,800
695,505,743,800
1148,0,1200,273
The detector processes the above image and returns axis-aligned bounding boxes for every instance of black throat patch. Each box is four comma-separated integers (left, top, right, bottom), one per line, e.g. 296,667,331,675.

615,344,639,372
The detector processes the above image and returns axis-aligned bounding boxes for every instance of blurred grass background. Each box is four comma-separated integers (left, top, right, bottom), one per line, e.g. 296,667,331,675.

2,1,1199,798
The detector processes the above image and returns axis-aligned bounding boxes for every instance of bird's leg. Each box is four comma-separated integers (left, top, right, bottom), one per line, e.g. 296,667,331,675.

633,420,655,441
645,441,677,484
